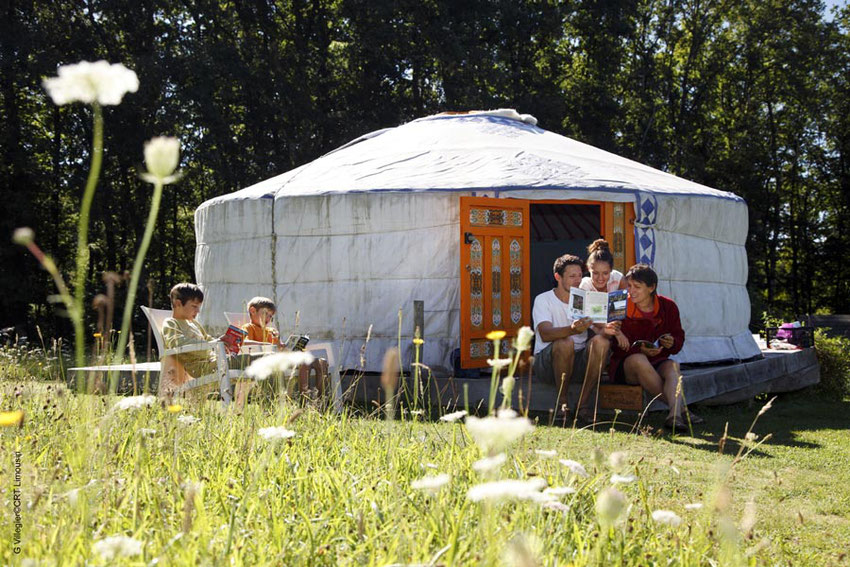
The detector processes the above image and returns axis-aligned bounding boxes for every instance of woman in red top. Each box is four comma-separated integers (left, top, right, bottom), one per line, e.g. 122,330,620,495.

610,264,702,431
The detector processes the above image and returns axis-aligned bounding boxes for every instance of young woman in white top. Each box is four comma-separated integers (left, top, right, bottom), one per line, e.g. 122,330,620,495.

579,239,628,293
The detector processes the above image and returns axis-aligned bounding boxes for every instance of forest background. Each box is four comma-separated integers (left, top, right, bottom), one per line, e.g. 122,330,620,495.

2,0,848,343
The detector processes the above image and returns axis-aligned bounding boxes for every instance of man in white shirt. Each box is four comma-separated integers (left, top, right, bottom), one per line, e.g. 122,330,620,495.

532,254,617,423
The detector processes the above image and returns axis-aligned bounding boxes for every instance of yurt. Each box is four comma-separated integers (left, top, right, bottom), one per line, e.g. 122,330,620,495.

194,110,760,374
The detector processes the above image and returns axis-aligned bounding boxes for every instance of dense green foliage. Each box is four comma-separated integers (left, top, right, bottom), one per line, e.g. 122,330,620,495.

814,328,850,397
2,0,849,342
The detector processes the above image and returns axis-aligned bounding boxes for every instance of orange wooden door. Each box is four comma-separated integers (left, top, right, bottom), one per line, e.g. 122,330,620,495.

459,197,531,368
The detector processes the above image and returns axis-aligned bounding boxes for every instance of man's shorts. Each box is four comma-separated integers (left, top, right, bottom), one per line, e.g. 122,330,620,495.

533,341,590,385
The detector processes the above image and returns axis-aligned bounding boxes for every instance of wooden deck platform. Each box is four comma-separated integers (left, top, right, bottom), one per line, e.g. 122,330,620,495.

340,347,820,414
69,344,819,413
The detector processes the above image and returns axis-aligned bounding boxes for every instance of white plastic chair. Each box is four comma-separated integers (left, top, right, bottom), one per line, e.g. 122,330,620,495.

304,341,343,413
223,311,251,328
141,306,246,405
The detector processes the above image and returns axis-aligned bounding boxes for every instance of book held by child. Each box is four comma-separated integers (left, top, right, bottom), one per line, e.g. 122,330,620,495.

220,324,248,355
284,334,310,352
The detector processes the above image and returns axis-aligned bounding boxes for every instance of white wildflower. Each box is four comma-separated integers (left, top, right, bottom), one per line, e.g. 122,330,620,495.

472,453,507,473
114,395,156,411
142,136,181,184
138,428,157,437
66,479,99,505
43,61,138,106
559,459,589,478
504,533,543,567
176,415,200,425
542,501,570,513
740,499,757,534
439,410,467,422
685,503,704,510
591,447,605,470
745,432,758,442
608,451,628,470
465,410,534,454
466,478,547,503
257,426,296,441
543,486,576,497
246,351,315,380
514,326,534,351
92,535,143,560
487,358,512,369
596,487,627,527
652,509,683,526
500,375,516,400
757,396,776,417
610,473,637,484
12,227,34,246
535,449,557,458
66,488,81,507
411,473,451,495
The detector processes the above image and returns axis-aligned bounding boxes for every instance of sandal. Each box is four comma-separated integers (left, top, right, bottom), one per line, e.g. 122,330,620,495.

664,414,689,433
684,410,704,425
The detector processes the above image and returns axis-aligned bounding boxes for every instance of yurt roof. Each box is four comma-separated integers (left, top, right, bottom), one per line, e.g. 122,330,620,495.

200,109,743,208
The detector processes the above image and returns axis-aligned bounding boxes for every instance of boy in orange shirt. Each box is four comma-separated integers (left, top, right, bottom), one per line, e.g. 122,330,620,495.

242,297,327,400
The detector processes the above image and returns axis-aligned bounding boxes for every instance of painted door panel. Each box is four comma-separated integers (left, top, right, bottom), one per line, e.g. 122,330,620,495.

459,197,531,368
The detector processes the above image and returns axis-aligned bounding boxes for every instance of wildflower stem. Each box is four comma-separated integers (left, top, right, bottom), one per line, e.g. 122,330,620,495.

23,242,75,318
487,339,501,414
111,178,164,391
72,103,104,372
500,346,522,411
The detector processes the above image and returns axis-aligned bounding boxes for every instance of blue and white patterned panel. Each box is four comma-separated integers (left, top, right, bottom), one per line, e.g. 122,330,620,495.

634,193,658,266
635,226,656,265
636,192,658,225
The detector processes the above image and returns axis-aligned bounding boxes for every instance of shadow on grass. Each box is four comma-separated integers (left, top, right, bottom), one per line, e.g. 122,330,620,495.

645,390,849,456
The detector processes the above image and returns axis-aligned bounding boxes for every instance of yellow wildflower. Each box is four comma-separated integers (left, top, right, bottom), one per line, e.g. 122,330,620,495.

486,330,507,341
412,338,424,346
0,410,25,427
93,333,102,338
167,404,183,413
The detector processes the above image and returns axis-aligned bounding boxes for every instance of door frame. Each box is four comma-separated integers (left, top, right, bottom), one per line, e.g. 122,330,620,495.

459,196,636,370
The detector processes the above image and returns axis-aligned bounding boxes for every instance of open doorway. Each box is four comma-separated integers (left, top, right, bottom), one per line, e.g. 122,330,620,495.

530,203,601,300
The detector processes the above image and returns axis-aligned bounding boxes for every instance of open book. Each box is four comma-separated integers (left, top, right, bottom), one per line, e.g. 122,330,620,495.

568,287,628,323
284,334,310,352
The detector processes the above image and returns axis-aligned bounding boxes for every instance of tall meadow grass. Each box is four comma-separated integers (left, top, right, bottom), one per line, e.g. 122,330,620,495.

1,377,773,566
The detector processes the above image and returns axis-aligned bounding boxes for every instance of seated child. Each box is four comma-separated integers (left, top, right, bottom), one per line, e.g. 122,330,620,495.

242,296,281,345
242,296,328,400
160,283,218,395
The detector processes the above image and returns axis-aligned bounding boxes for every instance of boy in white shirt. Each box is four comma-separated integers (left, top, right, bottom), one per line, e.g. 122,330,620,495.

532,254,618,423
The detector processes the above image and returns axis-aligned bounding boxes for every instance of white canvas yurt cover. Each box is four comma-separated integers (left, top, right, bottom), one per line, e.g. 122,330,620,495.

195,110,760,373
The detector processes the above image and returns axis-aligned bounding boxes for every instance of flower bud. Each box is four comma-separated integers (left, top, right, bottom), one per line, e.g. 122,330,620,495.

13,227,35,246
143,136,180,182
515,326,534,351
596,487,627,527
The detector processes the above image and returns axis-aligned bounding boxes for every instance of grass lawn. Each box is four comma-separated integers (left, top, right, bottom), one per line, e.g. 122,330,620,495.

1,377,848,566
